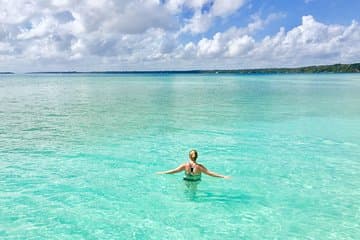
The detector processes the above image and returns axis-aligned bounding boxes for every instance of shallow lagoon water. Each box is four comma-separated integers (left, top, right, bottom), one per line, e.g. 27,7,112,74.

0,73,359,239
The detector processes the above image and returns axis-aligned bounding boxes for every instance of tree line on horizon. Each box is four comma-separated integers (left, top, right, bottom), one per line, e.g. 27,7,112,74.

1,63,359,74
205,63,360,74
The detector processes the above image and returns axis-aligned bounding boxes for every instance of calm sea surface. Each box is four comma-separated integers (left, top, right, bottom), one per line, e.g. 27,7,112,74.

0,73,359,239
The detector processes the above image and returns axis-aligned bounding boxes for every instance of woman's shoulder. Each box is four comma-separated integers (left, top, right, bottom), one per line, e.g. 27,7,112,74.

182,162,190,167
196,163,207,169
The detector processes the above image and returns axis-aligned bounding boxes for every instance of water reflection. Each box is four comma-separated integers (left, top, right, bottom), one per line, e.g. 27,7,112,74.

183,181,252,204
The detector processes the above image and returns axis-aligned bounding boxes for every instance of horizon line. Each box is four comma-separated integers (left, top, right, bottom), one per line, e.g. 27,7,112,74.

1,62,359,74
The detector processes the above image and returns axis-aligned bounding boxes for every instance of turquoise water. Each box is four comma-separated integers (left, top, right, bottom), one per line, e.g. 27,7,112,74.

0,73,359,239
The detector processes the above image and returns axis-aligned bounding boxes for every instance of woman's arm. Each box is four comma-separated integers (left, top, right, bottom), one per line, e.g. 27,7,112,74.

199,164,230,179
156,164,185,174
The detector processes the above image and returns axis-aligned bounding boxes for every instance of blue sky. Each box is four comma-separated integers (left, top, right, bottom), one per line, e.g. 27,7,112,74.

0,0,359,72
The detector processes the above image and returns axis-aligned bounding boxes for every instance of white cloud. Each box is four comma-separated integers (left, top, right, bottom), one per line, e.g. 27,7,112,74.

226,35,254,57
196,31,254,58
194,29,255,58
211,0,246,17
181,10,213,34
166,0,210,13
197,33,223,56
0,0,179,69
188,13,280,58
240,16,360,67
174,15,360,68
17,16,57,40
265,15,357,61
0,42,14,54
0,0,38,24
105,1,175,34
0,0,358,72
180,0,248,34
247,12,286,34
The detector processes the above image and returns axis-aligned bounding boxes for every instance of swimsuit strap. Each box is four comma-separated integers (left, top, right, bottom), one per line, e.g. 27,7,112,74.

189,162,195,173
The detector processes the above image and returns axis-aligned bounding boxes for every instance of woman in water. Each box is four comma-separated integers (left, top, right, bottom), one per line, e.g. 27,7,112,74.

157,150,230,181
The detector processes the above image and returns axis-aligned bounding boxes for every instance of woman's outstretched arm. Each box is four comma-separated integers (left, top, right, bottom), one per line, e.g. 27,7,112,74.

156,164,185,174
199,164,230,179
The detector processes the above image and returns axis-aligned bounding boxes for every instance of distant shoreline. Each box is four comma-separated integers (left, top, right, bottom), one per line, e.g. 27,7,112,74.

2,63,360,74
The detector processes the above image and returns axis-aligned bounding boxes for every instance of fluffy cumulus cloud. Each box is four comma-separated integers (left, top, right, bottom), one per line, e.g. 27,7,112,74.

176,14,359,69
0,0,359,71
212,0,246,17
248,16,360,67
180,0,247,34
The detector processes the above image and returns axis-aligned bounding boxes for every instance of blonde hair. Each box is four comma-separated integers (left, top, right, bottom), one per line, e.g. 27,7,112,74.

189,149,198,161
